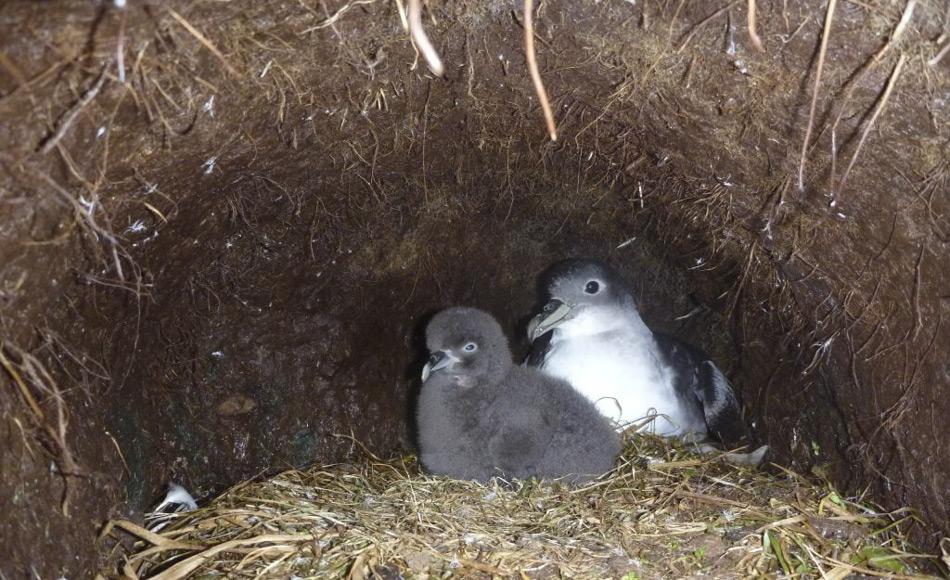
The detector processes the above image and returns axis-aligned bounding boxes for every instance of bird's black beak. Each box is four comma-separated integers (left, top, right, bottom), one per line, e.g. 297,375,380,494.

527,299,573,341
421,350,457,382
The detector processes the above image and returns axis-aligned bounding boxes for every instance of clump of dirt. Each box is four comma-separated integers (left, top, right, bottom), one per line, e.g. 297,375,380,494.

0,0,947,576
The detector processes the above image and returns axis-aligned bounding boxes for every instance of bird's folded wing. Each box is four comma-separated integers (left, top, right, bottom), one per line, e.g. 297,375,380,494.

654,332,747,445
524,329,553,367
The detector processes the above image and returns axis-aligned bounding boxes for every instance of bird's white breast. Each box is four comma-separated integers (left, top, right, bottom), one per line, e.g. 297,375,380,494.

541,317,704,437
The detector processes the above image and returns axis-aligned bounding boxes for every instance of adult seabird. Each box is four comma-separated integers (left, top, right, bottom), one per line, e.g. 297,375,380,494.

526,258,767,464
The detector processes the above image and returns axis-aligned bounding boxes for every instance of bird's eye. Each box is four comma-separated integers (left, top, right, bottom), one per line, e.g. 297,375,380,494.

584,280,600,294
463,342,478,352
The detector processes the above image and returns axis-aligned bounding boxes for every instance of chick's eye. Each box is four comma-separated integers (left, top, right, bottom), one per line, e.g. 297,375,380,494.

463,342,477,352
584,280,600,294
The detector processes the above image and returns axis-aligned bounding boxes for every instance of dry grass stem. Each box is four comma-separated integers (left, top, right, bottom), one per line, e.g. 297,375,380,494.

104,434,944,579
524,0,557,141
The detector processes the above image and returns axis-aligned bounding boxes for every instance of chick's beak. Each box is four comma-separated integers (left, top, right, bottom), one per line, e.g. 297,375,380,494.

528,299,573,341
421,350,457,382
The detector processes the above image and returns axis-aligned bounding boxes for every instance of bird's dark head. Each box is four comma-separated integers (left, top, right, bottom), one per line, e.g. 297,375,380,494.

528,258,635,340
423,307,511,387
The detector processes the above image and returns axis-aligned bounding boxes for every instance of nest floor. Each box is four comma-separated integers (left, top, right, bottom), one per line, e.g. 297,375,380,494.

102,434,949,579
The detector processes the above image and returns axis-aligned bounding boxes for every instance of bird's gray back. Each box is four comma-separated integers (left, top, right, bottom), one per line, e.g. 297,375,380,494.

416,376,502,480
503,366,620,483
417,360,618,484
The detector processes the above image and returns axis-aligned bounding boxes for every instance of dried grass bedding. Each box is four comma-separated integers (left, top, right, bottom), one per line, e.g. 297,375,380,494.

103,433,948,579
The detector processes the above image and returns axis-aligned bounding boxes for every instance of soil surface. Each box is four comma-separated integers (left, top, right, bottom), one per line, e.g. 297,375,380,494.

0,0,947,576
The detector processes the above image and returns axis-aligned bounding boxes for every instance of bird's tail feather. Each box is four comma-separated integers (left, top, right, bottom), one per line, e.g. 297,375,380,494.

700,361,747,445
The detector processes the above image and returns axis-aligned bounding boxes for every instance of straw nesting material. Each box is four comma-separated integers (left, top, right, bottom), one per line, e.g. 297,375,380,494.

102,434,946,579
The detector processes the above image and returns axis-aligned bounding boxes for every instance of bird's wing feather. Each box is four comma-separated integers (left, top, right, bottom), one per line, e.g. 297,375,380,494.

524,329,553,367
654,333,746,445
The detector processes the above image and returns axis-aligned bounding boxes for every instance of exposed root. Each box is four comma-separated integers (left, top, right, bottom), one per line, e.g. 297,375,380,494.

928,40,949,67
0,343,82,516
910,245,924,343
0,346,45,420
797,0,837,191
524,0,557,141
392,0,409,32
912,162,950,242
824,0,916,193
837,53,907,196
667,0,687,46
878,313,941,437
300,0,379,33
724,241,757,323
747,0,764,51
115,4,127,83
166,8,240,78
408,0,444,76
0,50,27,88
873,0,916,62
676,1,738,55
40,329,111,386
37,64,109,154
19,164,138,282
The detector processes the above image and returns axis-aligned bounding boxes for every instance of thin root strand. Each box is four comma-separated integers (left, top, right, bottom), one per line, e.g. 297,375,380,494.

524,0,557,141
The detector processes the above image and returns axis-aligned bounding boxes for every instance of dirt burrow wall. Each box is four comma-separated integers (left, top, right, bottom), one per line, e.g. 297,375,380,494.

0,0,947,576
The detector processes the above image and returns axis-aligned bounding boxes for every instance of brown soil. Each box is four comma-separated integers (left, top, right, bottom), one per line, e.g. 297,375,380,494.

0,0,947,576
